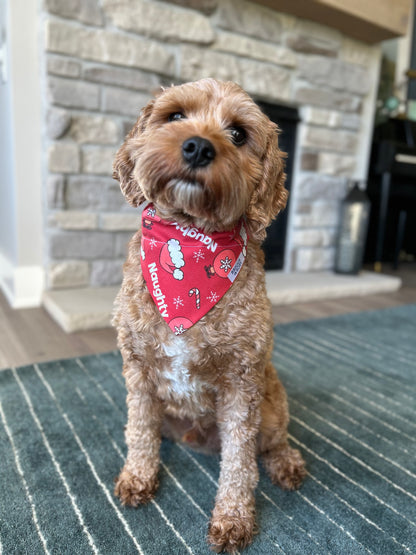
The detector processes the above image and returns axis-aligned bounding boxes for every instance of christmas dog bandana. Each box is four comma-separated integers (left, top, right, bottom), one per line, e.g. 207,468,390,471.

141,203,248,335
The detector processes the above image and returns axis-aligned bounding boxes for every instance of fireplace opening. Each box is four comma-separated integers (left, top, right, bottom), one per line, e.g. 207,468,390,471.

256,102,299,270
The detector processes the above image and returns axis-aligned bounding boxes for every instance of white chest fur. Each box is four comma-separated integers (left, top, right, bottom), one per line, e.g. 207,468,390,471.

161,336,207,399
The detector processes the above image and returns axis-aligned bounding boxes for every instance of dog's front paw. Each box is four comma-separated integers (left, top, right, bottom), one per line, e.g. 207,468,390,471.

114,468,158,506
263,445,306,491
208,506,255,553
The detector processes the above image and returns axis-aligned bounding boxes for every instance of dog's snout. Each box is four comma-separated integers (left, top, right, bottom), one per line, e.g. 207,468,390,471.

182,136,216,168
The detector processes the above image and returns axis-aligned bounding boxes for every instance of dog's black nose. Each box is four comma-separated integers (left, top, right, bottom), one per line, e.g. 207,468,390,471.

182,136,216,168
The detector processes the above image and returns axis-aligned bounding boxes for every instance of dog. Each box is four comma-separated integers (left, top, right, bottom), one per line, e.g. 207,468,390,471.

112,78,305,553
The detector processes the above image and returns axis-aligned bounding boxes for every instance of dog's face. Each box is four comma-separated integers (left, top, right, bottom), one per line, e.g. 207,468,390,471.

113,78,287,240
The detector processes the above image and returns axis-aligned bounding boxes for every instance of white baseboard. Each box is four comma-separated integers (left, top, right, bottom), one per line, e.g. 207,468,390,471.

0,252,45,308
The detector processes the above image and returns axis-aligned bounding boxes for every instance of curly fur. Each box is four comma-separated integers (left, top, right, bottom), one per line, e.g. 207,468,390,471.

112,78,305,553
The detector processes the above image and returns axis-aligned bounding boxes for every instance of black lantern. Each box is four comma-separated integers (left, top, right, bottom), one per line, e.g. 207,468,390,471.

335,181,371,275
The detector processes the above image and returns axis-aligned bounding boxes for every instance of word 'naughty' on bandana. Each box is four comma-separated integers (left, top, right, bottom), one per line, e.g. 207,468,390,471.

140,203,248,335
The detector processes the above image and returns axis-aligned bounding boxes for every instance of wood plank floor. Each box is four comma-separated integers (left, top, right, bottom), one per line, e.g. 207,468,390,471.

1,264,415,370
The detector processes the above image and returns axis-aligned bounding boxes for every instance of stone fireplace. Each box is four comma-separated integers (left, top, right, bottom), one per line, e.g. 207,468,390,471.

40,0,385,292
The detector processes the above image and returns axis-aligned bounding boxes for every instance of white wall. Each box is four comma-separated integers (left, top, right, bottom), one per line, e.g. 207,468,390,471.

0,0,44,307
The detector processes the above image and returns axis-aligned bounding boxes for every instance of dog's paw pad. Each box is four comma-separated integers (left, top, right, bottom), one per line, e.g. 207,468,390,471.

114,468,158,506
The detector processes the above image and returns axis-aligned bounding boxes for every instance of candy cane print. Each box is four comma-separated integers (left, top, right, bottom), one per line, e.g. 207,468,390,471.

188,288,201,309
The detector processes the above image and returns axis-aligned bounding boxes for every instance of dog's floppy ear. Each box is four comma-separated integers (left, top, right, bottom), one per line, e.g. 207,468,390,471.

246,122,288,242
112,100,155,206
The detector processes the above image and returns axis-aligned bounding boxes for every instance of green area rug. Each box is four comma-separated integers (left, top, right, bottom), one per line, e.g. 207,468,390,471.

1,304,415,554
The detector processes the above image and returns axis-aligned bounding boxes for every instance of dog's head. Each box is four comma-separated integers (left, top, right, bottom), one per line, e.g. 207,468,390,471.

113,78,287,241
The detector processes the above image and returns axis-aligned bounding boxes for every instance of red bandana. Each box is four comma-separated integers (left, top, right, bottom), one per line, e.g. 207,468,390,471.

141,203,248,334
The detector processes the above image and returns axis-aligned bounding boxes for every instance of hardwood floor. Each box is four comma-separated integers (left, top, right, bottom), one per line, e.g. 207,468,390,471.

0,294,117,370
1,264,415,370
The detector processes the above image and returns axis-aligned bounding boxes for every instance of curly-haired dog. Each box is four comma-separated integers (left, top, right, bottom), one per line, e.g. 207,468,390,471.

112,78,305,553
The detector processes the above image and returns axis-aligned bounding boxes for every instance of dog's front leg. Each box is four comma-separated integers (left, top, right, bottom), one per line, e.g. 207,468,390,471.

115,365,163,506
208,378,262,553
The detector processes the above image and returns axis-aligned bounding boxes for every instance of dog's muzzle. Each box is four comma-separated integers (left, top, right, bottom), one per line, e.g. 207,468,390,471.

182,136,216,169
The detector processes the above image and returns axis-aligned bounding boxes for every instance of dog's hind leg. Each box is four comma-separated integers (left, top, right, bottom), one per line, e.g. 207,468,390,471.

258,362,306,490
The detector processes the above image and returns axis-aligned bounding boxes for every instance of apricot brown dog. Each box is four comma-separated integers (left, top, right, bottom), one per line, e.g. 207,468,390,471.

112,78,305,553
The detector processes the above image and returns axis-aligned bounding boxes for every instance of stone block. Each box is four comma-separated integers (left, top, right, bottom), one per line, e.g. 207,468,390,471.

266,269,402,304
47,175,66,209
342,63,371,96
102,0,215,44
90,259,123,286
180,45,240,83
100,213,140,231
102,87,150,117
302,106,361,131
286,34,338,57
214,0,282,43
49,211,98,230
83,64,161,91
294,85,362,113
286,19,341,57
301,152,318,171
302,107,342,128
45,19,80,57
213,32,296,68
43,286,119,332
295,247,335,272
240,59,291,102
46,107,72,140
48,142,80,173
66,176,125,211
341,37,379,68
81,147,117,176
114,232,135,257
49,231,114,259
46,19,174,76
297,174,348,200
47,76,100,110
300,126,357,154
339,113,361,131
317,152,357,176
293,201,339,228
298,55,370,96
47,55,81,78
48,261,90,289
69,115,119,145
44,0,104,26
292,228,337,248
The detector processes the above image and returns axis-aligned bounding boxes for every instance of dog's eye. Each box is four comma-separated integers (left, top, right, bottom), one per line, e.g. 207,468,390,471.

168,112,186,122
228,127,247,146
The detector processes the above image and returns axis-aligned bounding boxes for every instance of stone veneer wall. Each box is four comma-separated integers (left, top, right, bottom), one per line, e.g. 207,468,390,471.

43,0,381,288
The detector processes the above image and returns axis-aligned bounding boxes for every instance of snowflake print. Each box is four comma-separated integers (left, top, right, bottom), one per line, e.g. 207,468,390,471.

193,249,205,263
220,256,233,273
207,291,219,303
146,207,156,217
149,237,158,250
174,324,186,335
173,296,184,309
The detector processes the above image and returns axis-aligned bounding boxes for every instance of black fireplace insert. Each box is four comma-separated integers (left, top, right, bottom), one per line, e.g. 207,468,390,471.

256,101,299,270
